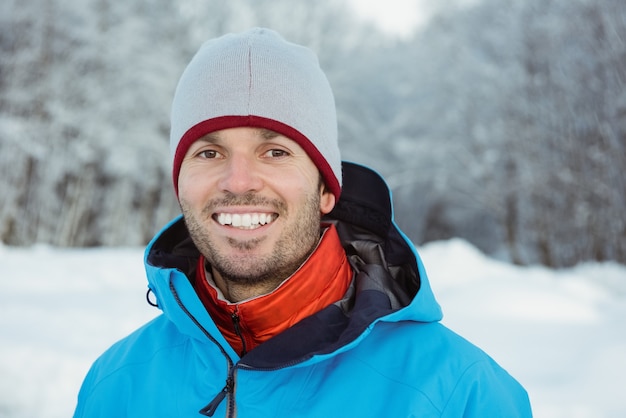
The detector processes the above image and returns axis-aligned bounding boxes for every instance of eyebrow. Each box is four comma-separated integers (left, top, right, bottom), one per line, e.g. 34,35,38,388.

259,128,279,140
197,128,280,143
196,132,220,144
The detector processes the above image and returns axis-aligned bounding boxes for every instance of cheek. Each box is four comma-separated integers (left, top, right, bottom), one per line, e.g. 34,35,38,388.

285,179,317,204
177,169,210,203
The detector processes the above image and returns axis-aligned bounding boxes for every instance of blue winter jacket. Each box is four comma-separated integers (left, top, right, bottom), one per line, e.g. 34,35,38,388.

74,162,532,417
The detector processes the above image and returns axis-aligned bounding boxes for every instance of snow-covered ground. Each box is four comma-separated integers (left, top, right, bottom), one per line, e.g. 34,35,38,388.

1,239,625,417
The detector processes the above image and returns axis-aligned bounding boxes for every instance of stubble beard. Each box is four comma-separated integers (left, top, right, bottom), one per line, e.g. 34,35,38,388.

180,191,322,288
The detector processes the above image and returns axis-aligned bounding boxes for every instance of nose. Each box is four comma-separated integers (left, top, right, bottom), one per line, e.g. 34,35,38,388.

217,154,263,195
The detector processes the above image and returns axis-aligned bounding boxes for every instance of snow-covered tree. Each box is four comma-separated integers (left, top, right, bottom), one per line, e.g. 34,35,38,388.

1,0,624,267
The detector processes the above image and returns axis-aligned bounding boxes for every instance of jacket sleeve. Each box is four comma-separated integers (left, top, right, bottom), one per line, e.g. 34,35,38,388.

441,358,533,417
73,364,98,418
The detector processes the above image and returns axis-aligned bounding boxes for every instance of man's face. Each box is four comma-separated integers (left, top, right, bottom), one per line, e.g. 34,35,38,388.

178,127,336,287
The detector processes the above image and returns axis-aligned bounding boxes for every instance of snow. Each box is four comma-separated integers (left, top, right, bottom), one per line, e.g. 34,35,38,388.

1,239,625,417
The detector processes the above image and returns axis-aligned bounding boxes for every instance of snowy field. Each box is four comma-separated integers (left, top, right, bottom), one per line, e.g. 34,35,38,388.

1,239,625,417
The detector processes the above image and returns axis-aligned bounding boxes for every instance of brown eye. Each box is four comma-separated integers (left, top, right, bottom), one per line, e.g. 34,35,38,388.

264,149,289,158
198,150,219,159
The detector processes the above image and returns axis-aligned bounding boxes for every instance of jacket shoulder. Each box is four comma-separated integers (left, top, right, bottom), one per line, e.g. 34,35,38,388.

74,315,188,415
92,314,184,373
352,321,532,417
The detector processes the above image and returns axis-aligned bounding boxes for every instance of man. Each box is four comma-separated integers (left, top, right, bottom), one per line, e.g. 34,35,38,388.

74,28,532,417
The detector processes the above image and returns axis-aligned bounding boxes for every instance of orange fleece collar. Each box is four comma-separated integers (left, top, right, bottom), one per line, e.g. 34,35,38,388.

195,224,353,356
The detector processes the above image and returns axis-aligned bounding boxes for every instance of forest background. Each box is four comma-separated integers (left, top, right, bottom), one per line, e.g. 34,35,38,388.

1,0,625,268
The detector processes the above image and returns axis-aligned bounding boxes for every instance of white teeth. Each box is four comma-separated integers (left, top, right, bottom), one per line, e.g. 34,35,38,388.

216,212,275,229
217,213,232,225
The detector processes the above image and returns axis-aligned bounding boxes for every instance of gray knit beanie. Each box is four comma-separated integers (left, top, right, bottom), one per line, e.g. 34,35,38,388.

170,28,341,200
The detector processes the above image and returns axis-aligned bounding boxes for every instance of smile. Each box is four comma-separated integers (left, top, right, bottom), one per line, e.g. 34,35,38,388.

214,213,277,229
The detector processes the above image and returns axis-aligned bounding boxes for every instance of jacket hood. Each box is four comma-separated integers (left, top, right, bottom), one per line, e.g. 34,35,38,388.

144,161,442,367
323,162,442,324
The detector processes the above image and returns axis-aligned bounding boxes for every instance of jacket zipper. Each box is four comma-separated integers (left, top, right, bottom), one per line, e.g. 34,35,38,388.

169,281,236,417
231,309,248,356
200,373,234,416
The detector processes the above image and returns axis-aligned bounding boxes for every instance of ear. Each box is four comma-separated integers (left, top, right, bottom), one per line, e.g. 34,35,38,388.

319,186,336,215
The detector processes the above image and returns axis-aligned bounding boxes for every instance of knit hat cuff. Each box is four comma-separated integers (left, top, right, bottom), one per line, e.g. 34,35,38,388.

172,115,341,199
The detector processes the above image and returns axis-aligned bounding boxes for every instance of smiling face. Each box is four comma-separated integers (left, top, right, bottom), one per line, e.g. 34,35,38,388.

178,127,336,297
